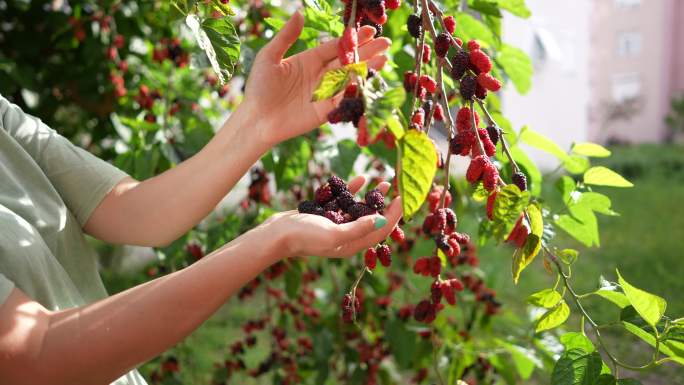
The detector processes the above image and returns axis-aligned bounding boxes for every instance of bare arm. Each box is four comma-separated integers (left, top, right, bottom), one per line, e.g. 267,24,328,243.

0,179,401,385
83,13,390,247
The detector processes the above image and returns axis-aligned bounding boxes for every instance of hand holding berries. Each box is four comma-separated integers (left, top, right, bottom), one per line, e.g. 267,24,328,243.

277,175,402,259
242,11,390,147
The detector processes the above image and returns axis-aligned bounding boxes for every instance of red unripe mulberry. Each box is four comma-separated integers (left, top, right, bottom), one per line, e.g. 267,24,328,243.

386,0,401,10
467,40,481,51
486,192,497,220
376,244,392,267
477,72,502,92
482,162,499,192
466,155,488,183
443,16,456,35
419,75,437,94
390,226,406,243
433,104,444,121
469,49,492,73
365,247,377,269
422,44,431,63
338,27,358,65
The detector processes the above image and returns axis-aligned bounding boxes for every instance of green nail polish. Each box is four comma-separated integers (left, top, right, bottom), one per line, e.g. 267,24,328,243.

374,217,387,229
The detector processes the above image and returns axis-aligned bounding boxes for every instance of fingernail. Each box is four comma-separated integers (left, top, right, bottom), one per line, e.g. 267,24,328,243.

374,216,387,229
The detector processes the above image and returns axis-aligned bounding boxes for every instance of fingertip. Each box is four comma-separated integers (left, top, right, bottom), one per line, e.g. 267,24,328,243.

358,25,377,42
377,181,391,195
347,175,367,194
367,55,388,71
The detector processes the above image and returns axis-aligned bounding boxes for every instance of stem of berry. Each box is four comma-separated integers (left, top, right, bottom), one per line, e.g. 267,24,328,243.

475,99,522,174
469,99,487,156
349,266,370,322
543,246,661,372
436,62,455,209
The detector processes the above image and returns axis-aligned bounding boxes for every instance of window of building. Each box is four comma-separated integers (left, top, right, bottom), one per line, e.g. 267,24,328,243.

615,0,640,8
611,73,641,102
617,31,642,57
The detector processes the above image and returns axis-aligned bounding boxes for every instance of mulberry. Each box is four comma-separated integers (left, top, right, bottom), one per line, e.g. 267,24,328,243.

325,211,345,224
486,192,497,220
407,14,423,38
338,27,358,66
336,190,356,211
435,33,452,57
419,75,437,94
482,162,500,192
422,44,431,63
364,247,378,269
478,128,497,157
512,172,528,191
443,16,456,35
298,201,324,216
477,72,501,92
467,40,481,51
376,244,392,267
433,104,444,121
466,155,488,183
385,0,401,10
315,185,334,204
469,49,492,73
460,75,477,100
349,203,376,220
486,125,500,146
328,175,348,196
365,188,385,210
450,49,469,80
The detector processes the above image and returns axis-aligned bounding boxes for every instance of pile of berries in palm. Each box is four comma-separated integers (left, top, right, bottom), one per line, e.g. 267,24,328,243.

297,175,385,224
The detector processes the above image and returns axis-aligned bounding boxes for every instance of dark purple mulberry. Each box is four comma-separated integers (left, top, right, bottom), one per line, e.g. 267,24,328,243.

365,188,385,211
327,175,348,196
298,201,324,216
450,49,470,80
348,203,376,220
512,172,528,191
460,75,477,100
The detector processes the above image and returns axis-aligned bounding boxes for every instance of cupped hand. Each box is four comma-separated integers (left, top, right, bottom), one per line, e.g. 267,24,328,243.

243,11,391,146
264,176,402,258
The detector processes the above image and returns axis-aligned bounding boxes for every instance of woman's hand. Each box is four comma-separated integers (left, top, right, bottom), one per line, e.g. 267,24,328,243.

242,11,391,147
263,175,402,258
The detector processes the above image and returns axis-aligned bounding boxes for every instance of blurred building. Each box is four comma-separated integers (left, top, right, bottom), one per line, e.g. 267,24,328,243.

502,0,684,156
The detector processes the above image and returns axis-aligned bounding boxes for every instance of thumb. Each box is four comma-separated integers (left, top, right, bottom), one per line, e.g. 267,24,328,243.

261,10,304,62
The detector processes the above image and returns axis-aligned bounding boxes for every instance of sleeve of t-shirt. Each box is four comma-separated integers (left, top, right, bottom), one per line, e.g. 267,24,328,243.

0,95,130,227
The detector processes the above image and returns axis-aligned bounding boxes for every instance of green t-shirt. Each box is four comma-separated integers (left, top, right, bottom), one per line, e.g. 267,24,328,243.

0,95,147,385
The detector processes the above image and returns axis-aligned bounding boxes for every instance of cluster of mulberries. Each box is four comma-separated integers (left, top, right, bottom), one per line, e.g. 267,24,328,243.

364,243,392,269
344,0,401,30
462,274,502,315
297,176,383,224
450,39,502,100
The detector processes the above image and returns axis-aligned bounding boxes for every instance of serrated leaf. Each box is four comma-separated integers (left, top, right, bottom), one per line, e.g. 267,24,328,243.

536,301,570,332
365,87,406,138
312,63,367,102
617,269,667,327
571,142,611,158
398,130,438,219
560,332,595,353
189,16,240,84
512,202,543,283
583,166,634,188
550,348,603,385
491,184,530,241
528,289,562,308
496,43,533,94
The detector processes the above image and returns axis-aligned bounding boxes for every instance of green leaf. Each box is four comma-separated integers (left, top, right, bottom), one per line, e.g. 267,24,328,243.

595,374,617,385
398,130,438,219
520,126,567,160
578,192,618,216
560,332,595,353
330,139,361,179
512,202,543,283
496,44,533,94
311,62,367,102
273,137,311,189
468,0,503,17
491,184,530,241
550,348,603,385
210,0,235,16
563,154,591,175
622,321,684,366
536,301,570,333
365,86,406,138
495,0,532,18
455,13,498,49
617,269,667,327
386,116,405,140
571,142,612,158
594,289,630,309
583,166,634,188
192,16,240,83
528,289,562,308
555,204,599,247
617,380,643,385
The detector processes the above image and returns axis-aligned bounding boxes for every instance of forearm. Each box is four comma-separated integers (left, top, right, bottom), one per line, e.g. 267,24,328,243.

87,103,270,246
37,225,281,385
